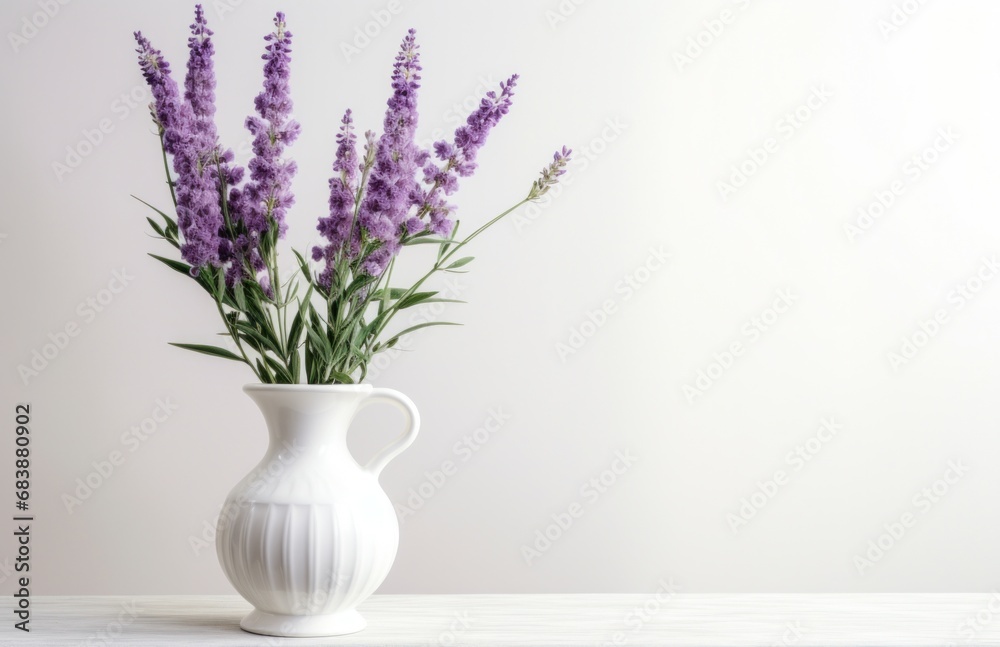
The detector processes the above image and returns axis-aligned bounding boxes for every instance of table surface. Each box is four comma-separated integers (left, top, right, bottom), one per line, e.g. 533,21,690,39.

3,593,1000,645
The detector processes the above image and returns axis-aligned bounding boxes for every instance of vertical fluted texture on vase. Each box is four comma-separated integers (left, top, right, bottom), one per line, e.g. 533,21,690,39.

218,498,399,616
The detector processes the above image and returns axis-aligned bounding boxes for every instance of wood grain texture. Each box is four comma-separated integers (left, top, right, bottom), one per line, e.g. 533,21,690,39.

3,594,1000,645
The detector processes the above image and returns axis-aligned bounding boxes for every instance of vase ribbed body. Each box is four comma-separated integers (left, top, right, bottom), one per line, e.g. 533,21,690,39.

216,384,419,638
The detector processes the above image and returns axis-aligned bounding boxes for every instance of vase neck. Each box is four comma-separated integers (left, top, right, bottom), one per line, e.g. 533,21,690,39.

244,386,372,456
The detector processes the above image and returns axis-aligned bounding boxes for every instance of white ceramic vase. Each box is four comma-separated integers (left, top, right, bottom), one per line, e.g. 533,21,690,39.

215,384,419,638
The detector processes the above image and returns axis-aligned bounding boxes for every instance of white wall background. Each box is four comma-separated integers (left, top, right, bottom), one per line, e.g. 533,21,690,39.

2,0,1000,596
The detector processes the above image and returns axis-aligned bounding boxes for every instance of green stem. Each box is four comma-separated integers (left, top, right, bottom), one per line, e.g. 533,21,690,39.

158,131,177,209
212,281,261,381
370,198,530,341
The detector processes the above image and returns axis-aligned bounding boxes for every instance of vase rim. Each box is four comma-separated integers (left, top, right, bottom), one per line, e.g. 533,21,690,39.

243,383,374,394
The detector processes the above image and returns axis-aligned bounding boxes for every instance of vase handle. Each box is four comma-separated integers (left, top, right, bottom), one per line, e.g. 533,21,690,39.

359,388,420,478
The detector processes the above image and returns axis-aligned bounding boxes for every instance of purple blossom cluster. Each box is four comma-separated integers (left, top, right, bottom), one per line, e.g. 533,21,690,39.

137,8,562,296
354,28,425,277
134,27,220,271
530,146,573,200
312,110,360,288
134,6,296,289
416,75,518,237
312,31,520,285
228,12,299,289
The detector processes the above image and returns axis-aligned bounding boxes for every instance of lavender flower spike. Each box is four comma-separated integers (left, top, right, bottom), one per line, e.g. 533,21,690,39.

357,28,423,276
177,5,241,270
185,6,216,130
134,31,189,156
313,109,360,289
135,29,222,271
185,5,244,264
528,146,572,200
242,12,299,241
417,75,519,236
228,11,299,288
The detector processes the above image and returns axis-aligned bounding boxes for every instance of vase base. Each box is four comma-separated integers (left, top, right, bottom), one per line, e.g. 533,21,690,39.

240,608,366,637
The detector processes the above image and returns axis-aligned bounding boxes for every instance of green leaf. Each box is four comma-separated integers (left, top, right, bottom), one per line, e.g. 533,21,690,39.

243,289,272,330
233,282,247,311
283,279,299,304
286,310,304,359
263,355,293,384
168,343,244,362
349,328,369,364
144,215,179,249
240,336,265,357
395,292,465,309
344,273,378,299
327,369,354,384
395,291,438,310
368,286,403,307
288,345,301,383
234,322,282,356
131,194,177,228
404,237,451,246
255,358,273,384
214,267,226,300
149,253,192,277
145,217,166,238
305,320,333,361
304,341,314,383
292,248,312,283
381,321,461,348
380,259,396,316
439,220,460,261
445,256,474,270
297,283,315,320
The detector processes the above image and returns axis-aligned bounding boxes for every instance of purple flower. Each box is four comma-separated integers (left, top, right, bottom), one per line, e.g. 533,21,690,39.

228,11,299,284
185,6,216,134
356,28,423,275
134,31,189,156
528,146,572,200
244,12,299,235
184,6,245,183
135,25,223,271
313,109,360,289
416,74,518,236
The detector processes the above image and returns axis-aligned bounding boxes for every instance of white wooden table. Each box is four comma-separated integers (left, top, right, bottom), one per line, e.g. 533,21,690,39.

3,594,1000,645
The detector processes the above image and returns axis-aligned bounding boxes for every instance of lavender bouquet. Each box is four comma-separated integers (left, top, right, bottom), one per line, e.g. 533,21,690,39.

133,7,569,384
